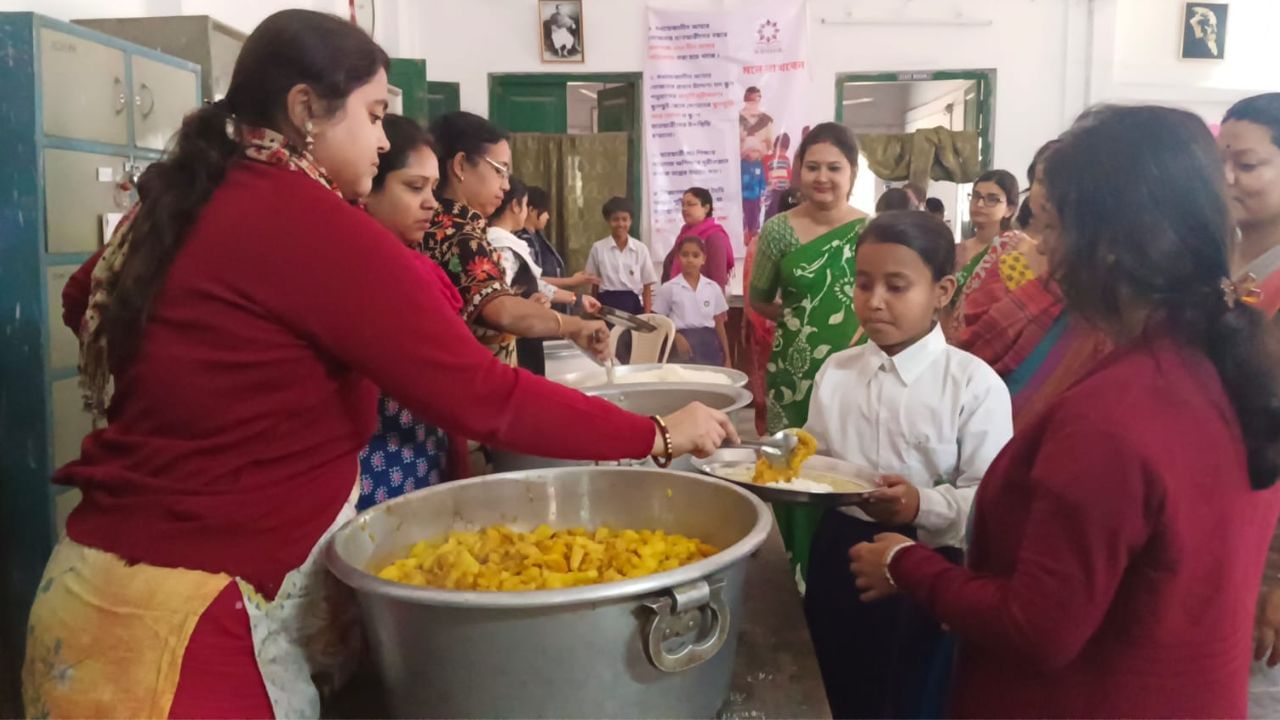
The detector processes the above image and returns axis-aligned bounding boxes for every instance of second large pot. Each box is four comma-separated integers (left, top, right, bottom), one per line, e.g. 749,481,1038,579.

490,383,753,473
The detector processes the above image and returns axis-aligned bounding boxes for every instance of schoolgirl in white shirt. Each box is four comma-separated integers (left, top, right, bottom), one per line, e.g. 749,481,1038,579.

801,210,1013,719
653,236,732,366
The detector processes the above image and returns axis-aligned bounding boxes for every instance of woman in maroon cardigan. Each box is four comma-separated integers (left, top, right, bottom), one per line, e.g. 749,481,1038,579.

851,105,1280,718
25,10,733,719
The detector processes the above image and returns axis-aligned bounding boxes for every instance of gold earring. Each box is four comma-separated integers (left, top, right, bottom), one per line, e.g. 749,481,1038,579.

304,119,315,151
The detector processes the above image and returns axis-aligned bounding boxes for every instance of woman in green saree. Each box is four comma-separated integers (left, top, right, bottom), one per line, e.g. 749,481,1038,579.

748,122,869,582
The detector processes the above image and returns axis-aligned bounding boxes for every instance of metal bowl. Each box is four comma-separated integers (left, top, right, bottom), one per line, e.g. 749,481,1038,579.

556,363,749,389
325,467,773,718
490,383,753,473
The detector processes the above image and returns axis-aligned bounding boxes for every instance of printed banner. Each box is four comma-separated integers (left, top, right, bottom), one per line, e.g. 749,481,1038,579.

644,0,810,264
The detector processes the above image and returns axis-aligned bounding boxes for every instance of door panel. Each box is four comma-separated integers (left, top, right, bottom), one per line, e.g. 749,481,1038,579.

43,148,131,254
132,55,199,151
39,28,129,145
389,58,429,127
596,84,634,134
46,266,79,370
426,81,461,126
595,84,640,210
490,78,567,133
51,376,94,470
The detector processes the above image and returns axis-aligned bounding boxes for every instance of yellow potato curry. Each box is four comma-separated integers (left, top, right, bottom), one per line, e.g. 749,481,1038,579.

752,428,818,485
375,524,719,591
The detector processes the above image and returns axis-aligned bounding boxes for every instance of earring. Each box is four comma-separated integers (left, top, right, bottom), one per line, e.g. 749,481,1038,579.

304,119,315,152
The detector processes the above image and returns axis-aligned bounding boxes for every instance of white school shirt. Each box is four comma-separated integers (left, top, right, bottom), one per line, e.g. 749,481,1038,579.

584,236,658,295
486,227,556,301
803,324,1012,549
654,275,729,330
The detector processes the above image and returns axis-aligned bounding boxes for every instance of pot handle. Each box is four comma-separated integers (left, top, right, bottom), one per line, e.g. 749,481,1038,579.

642,579,730,673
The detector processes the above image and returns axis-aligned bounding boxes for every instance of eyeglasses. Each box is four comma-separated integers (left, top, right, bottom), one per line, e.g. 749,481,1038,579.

480,155,511,180
969,192,1007,207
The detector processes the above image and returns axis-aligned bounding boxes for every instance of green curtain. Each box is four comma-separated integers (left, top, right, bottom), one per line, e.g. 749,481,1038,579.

858,127,982,188
510,132,630,273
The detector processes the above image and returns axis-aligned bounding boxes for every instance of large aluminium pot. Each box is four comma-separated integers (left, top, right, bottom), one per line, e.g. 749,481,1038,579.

489,383,753,473
325,467,772,719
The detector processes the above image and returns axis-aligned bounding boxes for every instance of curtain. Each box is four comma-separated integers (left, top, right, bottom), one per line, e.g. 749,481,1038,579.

510,132,630,273
858,127,982,189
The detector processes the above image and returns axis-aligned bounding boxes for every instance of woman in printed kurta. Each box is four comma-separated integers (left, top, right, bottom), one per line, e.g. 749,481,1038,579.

358,114,460,507
748,123,869,583
422,111,610,368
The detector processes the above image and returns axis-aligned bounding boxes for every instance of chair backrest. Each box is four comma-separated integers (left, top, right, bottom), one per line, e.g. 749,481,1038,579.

625,314,676,364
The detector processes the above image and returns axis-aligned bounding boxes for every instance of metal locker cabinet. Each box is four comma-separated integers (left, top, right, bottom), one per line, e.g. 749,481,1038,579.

131,54,199,150
42,148,132,254
0,13,201,704
38,27,128,146
75,15,248,103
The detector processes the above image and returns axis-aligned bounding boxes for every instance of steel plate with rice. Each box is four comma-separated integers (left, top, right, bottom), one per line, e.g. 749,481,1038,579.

692,448,880,506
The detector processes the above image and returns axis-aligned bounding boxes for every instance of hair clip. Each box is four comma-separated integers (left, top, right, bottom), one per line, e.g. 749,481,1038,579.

1221,273,1263,309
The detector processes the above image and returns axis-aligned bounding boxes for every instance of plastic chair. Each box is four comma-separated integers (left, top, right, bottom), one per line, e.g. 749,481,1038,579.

611,314,676,364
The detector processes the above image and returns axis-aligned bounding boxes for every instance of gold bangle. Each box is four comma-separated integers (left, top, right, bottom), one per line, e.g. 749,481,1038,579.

650,415,673,468
554,313,565,338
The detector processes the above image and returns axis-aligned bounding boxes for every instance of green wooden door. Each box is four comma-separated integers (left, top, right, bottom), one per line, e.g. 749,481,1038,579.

596,84,642,220
425,81,460,126
489,76,567,133
388,58,429,127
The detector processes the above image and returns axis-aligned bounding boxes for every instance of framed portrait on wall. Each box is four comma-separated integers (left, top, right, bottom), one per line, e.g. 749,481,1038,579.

539,0,585,63
1181,2,1228,60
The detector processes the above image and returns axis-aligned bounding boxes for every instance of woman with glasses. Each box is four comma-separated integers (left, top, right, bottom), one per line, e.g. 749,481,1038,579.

955,170,1019,290
423,111,604,368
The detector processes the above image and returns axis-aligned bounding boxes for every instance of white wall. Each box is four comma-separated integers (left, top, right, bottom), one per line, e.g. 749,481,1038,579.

413,0,1090,176
1089,0,1280,125
0,0,417,56
11,0,1279,178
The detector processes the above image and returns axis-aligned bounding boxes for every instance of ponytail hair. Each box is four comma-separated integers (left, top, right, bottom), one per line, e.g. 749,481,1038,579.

103,9,388,368
1046,104,1280,489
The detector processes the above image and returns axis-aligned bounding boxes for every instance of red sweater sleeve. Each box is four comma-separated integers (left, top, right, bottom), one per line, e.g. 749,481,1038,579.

890,406,1155,670
62,246,106,332
238,191,655,462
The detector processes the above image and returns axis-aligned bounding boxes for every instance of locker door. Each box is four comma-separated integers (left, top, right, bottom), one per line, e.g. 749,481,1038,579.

43,148,132,254
131,54,199,151
51,377,94,470
39,27,129,146
46,266,80,370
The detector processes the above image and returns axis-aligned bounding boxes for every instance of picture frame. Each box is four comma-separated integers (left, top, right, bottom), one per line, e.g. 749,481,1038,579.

539,0,585,64
1180,2,1228,61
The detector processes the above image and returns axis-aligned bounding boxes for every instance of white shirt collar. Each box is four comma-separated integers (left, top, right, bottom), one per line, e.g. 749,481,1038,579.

607,237,635,252
869,323,947,386
671,274,701,292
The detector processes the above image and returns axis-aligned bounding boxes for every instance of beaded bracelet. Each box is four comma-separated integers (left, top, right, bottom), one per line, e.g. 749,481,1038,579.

650,415,673,468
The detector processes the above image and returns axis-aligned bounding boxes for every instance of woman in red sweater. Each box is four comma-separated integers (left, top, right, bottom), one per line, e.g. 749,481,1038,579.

24,10,734,719
851,105,1280,718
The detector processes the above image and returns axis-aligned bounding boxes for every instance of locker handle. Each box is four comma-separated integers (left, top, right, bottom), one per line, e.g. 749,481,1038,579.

113,77,127,115
136,83,156,120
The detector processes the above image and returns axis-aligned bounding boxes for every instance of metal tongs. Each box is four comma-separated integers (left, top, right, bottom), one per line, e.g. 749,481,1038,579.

579,305,660,384
737,430,800,471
